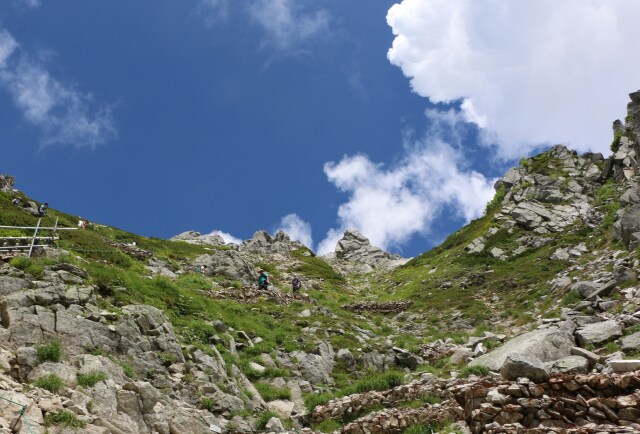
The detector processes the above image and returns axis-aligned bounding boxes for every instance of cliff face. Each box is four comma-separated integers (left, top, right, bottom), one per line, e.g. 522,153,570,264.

0,92,640,434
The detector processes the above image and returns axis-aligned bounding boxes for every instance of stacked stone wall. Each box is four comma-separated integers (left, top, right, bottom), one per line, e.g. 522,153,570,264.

311,371,640,433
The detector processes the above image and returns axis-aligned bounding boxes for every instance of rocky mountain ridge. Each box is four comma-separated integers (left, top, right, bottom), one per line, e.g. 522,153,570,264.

0,91,639,433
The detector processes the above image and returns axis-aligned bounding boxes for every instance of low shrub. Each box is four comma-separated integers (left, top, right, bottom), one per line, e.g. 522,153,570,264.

255,411,280,430
9,257,44,279
77,371,108,387
44,410,86,428
34,374,65,393
304,392,333,413
200,397,216,411
458,365,490,378
36,341,62,363
344,371,406,395
255,382,291,401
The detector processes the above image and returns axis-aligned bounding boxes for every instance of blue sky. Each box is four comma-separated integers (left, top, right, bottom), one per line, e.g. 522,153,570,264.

1,1,639,256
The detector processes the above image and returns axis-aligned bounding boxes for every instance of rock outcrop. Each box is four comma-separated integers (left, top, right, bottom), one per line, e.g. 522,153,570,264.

0,175,14,193
323,229,408,273
241,230,307,254
170,230,227,246
194,249,257,284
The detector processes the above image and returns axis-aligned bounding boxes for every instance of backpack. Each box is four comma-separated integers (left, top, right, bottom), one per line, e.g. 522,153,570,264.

292,277,301,289
259,273,268,284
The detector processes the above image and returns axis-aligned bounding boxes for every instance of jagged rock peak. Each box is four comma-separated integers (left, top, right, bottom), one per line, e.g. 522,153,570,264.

335,229,380,256
330,229,408,271
0,174,15,193
241,229,306,253
170,230,227,246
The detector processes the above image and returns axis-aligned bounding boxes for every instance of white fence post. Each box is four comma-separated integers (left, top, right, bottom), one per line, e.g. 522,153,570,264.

27,218,41,258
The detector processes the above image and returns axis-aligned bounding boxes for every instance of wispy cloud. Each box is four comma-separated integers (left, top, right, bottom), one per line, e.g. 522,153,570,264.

15,0,40,8
196,0,229,26
248,0,330,52
276,213,313,248
0,31,18,67
387,0,640,158
0,28,116,149
317,111,496,255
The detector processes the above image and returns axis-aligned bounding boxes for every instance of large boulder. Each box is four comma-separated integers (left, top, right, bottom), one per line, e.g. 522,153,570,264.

545,355,590,375
193,249,256,284
290,341,335,385
0,276,29,297
615,204,640,246
469,327,574,371
621,332,640,351
572,280,617,299
575,320,623,347
500,353,550,383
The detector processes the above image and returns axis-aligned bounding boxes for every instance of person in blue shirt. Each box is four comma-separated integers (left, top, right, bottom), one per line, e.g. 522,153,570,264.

258,270,270,290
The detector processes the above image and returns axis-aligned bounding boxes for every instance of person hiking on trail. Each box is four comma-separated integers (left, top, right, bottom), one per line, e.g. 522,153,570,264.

39,202,48,216
258,270,270,290
291,275,302,293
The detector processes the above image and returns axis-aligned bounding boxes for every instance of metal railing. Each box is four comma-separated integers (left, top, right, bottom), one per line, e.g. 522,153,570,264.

0,217,77,257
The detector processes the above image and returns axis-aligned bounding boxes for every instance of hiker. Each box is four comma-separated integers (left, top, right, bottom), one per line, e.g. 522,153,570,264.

258,269,270,290
38,202,48,216
78,218,87,229
11,197,21,207
291,274,302,293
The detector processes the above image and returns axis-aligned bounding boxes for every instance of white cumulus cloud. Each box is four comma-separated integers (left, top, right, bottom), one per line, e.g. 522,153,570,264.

317,125,496,255
209,230,242,245
0,28,116,149
387,0,640,158
248,0,330,52
276,213,313,248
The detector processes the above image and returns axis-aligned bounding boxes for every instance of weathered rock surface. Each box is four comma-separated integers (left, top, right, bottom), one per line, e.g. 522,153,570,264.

290,341,335,385
193,249,256,283
575,320,623,347
323,229,408,272
170,230,227,246
545,355,590,375
242,230,307,253
0,174,15,192
500,353,550,382
470,328,574,371
621,331,640,351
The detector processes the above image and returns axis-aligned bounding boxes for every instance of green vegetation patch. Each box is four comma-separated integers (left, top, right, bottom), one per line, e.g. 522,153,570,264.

305,370,407,414
36,341,62,363
292,248,345,285
77,371,108,388
255,411,280,430
34,374,65,393
200,397,216,412
458,365,490,378
44,410,86,428
254,382,291,401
